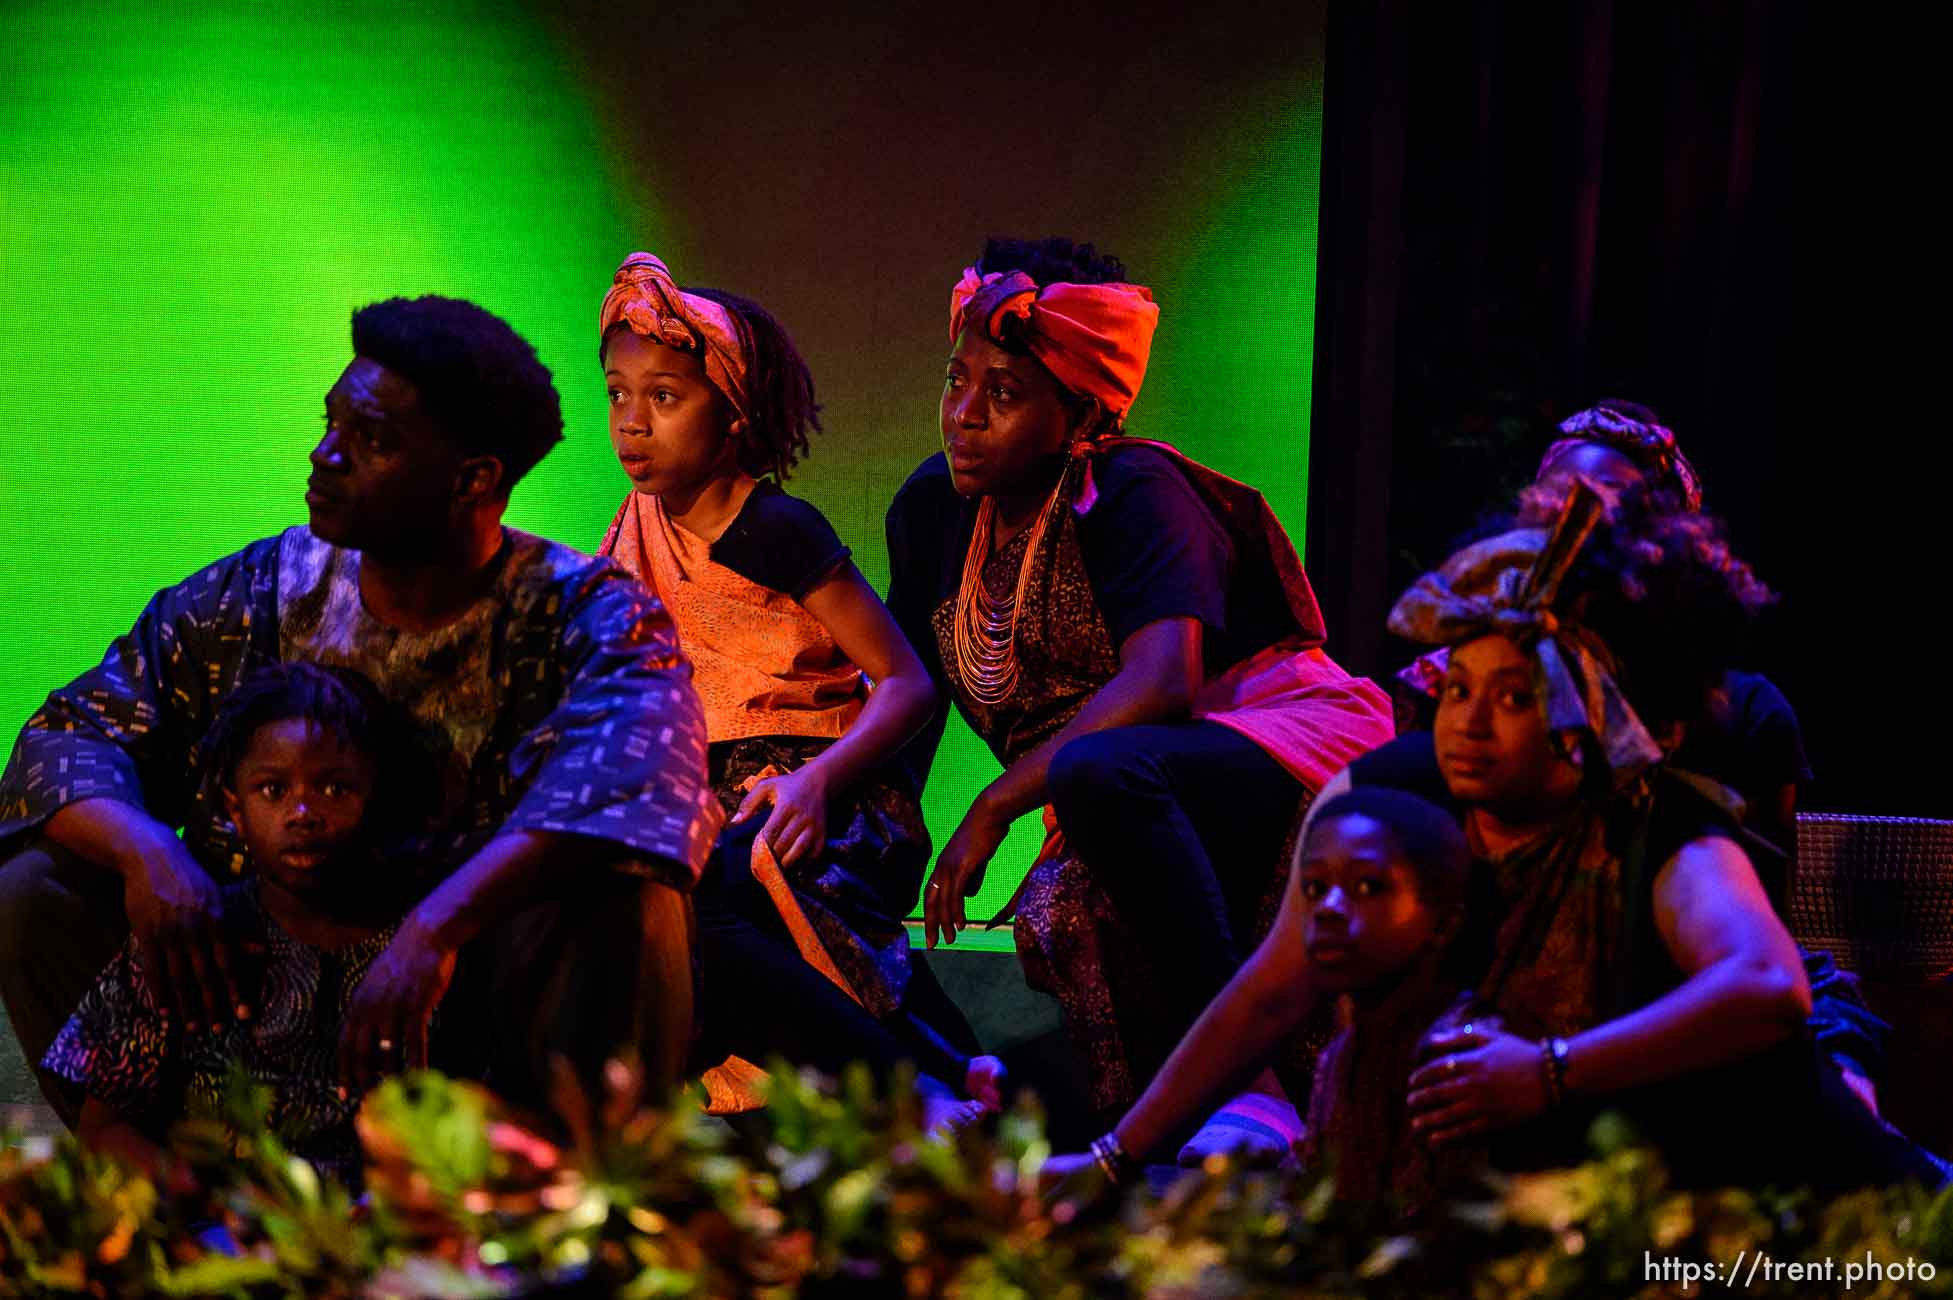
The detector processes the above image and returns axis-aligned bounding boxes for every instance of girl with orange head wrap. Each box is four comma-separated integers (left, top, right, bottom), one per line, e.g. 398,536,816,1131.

594,253,1002,1121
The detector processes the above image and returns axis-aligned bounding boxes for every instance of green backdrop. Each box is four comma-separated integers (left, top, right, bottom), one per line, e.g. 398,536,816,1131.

1,1,1324,952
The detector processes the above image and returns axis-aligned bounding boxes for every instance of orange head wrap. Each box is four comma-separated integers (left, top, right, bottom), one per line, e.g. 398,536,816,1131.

950,267,1160,419
599,252,751,423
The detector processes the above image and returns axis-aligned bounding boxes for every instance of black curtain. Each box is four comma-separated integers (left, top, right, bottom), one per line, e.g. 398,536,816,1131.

1308,0,1942,814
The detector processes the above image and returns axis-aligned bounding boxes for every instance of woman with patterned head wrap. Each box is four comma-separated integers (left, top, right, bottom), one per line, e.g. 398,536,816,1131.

1056,480,1943,1196
1396,401,1880,1109
885,237,1394,1138
1383,482,1942,1190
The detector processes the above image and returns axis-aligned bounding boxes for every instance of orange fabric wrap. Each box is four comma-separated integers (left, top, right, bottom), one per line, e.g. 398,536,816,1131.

697,793,864,1115
600,251,751,422
949,267,1160,418
600,491,863,743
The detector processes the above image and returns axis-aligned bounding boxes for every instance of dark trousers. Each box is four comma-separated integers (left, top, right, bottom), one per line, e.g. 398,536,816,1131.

692,816,973,1089
0,835,695,1127
1047,720,1306,1018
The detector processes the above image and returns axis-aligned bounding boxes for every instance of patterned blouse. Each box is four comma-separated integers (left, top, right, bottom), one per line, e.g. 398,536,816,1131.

42,881,395,1184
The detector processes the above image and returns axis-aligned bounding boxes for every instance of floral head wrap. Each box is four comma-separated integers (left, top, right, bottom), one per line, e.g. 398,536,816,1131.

600,252,751,424
1387,480,1664,784
950,267,1160,419
1540,403,1703,511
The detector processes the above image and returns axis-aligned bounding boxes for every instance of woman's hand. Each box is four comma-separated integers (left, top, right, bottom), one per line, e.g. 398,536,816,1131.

923,795,1012,947
734,768,831,868
1405,1025,1548,1147
338,920,458,1095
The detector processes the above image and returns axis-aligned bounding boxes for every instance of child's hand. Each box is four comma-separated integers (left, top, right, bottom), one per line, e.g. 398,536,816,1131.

733,769,830,868
1405,1024,1548,1146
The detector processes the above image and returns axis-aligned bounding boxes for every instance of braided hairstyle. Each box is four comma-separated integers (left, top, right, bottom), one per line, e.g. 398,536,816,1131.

686,287,823,484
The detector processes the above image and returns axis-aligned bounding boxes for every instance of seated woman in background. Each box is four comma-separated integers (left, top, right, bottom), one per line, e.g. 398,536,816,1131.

44,664,463,1186
593,253,998,1122
1068,481,1943,1192
886,236,1394,1132
1395,399,1884,1109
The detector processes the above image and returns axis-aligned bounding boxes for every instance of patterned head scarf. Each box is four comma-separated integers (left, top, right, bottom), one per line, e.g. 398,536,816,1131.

950,267,1160,419
600,252,751,423
1539,403,1703,511
1387,480,1664,785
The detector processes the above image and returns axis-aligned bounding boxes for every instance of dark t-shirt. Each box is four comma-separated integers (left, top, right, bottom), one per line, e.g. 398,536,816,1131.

885,447,1293,779
711,480,852,601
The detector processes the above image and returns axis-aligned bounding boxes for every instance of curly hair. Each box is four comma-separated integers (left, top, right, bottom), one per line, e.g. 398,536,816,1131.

688,287,823,483
976,235,1128,290
1514,481,1775,732
199,663,432,842
351,296,564,493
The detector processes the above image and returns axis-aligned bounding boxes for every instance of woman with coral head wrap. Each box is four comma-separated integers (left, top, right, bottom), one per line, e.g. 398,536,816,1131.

885,237,1395,1135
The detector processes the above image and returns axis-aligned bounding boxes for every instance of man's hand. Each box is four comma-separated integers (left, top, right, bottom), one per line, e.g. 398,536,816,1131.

923,796,1012,947
338,921,458,1095
122,846,246,1034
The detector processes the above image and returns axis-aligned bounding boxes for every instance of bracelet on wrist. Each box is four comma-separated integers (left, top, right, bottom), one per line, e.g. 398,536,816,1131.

1089,1132,1136,1186
1538,1036,1571,1109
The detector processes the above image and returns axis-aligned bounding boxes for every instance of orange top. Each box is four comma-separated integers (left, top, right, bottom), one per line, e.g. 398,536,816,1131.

600,491,863,743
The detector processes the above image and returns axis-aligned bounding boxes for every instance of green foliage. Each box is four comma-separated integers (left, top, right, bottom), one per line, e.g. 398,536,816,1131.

3,1066,1949,1298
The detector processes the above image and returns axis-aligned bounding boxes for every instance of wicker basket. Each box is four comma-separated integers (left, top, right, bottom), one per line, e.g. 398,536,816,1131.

1789,813,1953,982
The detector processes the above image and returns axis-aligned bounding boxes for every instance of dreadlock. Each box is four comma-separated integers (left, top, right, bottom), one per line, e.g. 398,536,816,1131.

688,286,823,483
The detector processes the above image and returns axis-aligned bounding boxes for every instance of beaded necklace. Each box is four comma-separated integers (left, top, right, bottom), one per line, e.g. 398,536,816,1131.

950,455,1080,707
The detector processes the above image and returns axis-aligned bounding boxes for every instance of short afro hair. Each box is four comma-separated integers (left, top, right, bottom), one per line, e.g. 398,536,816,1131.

351,295,564,493
1306,787,1473,910
975,236,1128,291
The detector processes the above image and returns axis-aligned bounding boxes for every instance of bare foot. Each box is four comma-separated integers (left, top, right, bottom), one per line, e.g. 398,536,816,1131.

964,1055,1008,1111
923,1092,987,1138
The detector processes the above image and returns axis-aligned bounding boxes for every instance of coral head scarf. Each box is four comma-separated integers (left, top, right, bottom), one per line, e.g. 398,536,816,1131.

950,267,1159,418
600,252,751,423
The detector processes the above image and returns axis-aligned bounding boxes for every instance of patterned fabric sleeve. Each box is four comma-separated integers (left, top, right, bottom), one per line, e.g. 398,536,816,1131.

500,561,722,887
0,540,277,851
40,939,178,1125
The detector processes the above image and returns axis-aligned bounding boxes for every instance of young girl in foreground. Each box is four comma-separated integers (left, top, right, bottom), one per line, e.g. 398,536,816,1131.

595,253,1001,1117
1292,787,1487,1215
44,664,446,1184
